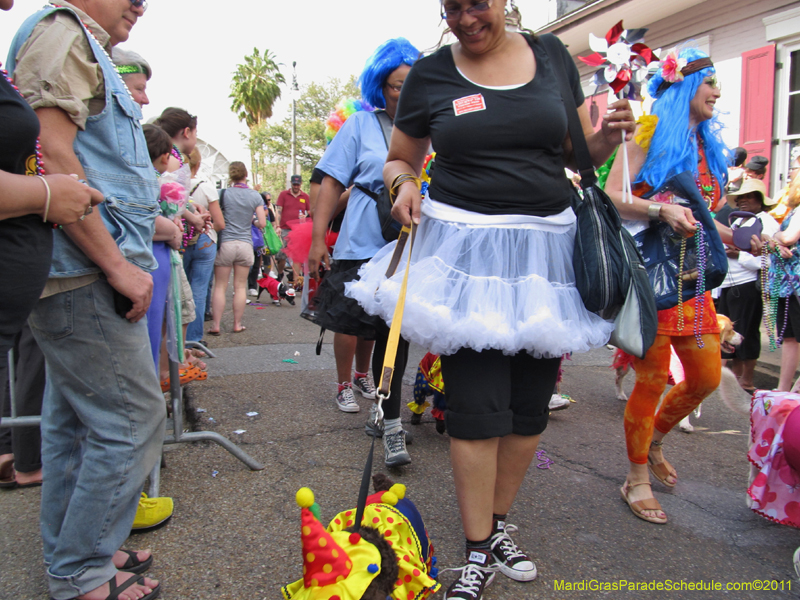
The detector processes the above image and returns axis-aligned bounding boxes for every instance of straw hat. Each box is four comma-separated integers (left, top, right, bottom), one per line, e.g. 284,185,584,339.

726,178,775,208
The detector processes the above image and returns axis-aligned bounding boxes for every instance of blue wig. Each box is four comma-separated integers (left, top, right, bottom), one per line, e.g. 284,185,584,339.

359,38,420,110
636,47,730,192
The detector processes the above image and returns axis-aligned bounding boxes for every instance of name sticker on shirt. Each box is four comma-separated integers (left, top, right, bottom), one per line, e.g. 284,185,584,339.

453,94,486,116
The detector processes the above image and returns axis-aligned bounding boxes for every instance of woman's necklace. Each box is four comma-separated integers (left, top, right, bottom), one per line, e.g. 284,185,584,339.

694,141,718,209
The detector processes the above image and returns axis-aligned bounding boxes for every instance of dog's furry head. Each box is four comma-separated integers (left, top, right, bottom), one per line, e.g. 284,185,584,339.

717,314,744,354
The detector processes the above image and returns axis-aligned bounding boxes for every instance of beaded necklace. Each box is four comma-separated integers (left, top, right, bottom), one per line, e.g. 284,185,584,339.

50,4,136,103
165,146,195,247
694,142,719,209
170,145,186,168
762,245,792,350
675,223,707,347
674,141,721,347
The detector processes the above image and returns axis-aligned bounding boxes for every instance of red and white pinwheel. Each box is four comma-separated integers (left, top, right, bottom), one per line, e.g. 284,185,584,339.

578,21,658,99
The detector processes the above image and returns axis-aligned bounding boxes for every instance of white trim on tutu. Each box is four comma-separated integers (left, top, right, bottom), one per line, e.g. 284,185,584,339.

346,196,613,357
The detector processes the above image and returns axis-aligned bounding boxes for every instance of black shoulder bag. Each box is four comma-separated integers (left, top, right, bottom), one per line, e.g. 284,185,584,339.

354,110,403,243
541,33,657,358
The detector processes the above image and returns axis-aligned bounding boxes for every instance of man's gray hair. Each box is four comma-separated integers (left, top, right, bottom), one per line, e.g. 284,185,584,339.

111,47,151,80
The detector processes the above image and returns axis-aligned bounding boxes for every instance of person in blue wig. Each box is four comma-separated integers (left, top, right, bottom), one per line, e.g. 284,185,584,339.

308,38,419,468
606,46,736,525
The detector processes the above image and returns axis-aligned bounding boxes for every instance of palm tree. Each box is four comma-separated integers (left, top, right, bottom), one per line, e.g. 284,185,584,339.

230,48,285,185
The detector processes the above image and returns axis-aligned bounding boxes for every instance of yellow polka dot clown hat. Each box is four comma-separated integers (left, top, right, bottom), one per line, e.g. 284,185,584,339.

281,487,383,600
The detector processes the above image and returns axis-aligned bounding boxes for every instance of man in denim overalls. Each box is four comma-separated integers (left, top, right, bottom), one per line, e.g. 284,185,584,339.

8,2,165,598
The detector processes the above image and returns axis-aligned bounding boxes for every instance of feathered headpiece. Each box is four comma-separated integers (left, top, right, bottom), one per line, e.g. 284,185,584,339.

325,98,374,145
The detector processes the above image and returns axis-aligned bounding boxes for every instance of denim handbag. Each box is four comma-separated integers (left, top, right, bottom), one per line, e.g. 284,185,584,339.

635,171,728,311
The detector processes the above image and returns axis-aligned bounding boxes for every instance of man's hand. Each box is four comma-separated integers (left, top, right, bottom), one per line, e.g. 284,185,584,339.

106,261,153,322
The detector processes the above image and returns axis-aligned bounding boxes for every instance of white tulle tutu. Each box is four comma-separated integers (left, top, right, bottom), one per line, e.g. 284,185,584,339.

345,197,614,357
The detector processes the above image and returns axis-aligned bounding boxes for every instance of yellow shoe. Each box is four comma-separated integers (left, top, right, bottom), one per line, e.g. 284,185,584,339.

131,492,174,532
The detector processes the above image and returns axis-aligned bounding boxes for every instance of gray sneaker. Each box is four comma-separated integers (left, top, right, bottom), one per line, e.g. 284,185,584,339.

383,428,411,468
352,374,376,400
336,385,360,413
365,405,413,444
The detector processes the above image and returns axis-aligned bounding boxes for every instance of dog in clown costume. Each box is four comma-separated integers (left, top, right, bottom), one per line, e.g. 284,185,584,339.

281,475,440,600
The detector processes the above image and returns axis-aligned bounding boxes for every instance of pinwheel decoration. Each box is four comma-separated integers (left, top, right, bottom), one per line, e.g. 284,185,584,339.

578,21,659,99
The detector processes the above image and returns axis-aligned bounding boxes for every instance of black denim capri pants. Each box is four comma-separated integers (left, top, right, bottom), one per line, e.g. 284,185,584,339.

440,347,561,439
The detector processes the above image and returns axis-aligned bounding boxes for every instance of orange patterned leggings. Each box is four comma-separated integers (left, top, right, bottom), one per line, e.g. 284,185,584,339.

625,334,721,464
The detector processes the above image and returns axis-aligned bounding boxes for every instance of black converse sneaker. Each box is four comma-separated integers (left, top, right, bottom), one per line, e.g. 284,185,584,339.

490,521,537,582
444,549,498,600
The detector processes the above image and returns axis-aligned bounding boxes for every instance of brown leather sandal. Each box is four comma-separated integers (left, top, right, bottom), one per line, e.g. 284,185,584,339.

648,440,677,487
620,481,667,524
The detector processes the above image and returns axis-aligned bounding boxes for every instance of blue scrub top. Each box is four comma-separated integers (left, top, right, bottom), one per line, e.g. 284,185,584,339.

316,110,389,260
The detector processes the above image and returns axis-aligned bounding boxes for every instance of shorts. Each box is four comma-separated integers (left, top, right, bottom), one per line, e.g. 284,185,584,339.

717,281,761,360
777,294,800,340
215,240,254,268
439,348,560,440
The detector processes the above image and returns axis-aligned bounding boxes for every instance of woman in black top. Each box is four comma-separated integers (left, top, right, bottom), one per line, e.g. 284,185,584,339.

0,0,102,486
347,1,635,598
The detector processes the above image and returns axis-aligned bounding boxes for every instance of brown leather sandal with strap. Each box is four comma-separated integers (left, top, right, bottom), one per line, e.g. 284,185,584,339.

620,481,668,524
648,440,677,487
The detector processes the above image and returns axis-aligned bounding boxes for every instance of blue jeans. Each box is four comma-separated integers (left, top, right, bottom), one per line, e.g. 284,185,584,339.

183,234,216,342
28,279,166,599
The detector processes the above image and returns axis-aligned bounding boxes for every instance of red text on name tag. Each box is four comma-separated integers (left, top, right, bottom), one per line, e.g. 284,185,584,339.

453,94,486,116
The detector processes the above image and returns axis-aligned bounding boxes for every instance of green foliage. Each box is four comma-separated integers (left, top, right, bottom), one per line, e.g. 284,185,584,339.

230,48,286,130
254,76,360,178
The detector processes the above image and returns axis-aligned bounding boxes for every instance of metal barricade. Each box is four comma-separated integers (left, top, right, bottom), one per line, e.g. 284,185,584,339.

1,342,264,499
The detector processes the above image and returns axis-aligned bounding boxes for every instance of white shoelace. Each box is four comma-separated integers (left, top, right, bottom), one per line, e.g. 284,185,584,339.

444,563,499,598
490,524,526,561
355,375,375,394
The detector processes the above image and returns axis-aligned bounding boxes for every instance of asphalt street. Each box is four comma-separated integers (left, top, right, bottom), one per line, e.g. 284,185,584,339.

1,293,798,600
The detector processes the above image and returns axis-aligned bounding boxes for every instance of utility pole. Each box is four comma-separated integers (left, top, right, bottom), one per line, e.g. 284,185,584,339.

291,61,299,177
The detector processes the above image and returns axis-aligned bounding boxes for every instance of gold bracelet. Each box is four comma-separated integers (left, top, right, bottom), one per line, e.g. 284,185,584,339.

38,175,51,223
390,173,421,198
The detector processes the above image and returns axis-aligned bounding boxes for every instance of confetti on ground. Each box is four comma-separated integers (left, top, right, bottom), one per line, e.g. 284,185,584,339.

294,351,300,356
211,470,219,477
282,359,299,364
246,412,259,417
196,408,206,413
234,429,246,435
